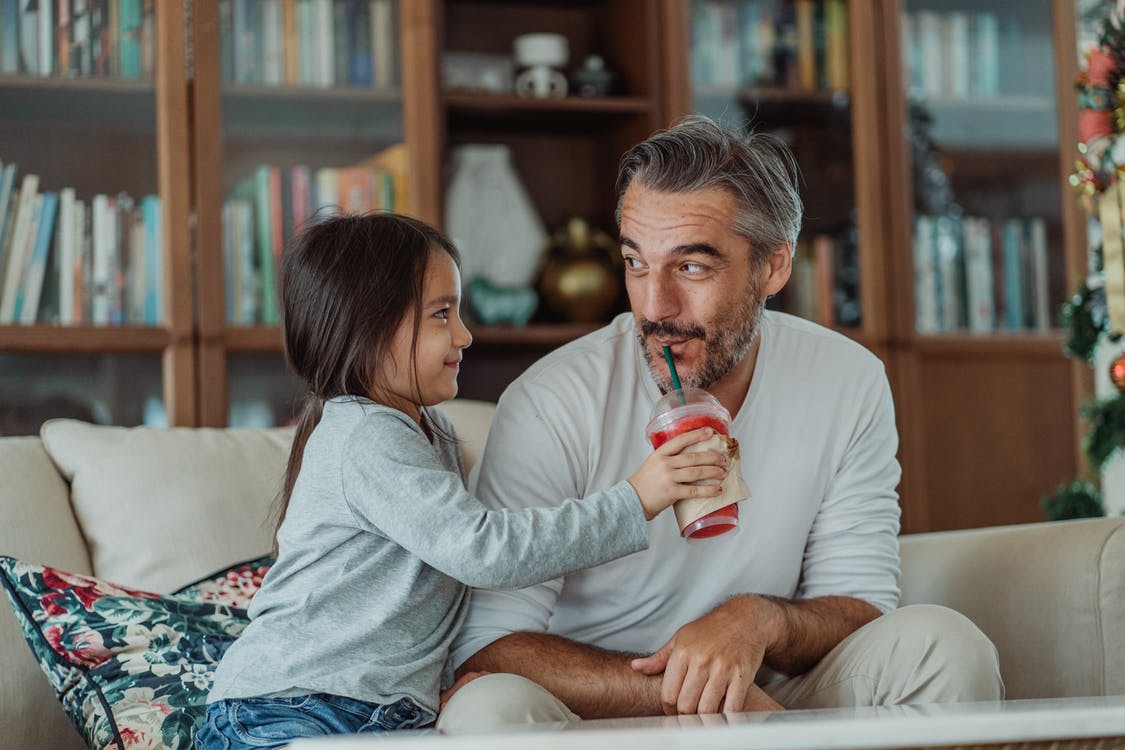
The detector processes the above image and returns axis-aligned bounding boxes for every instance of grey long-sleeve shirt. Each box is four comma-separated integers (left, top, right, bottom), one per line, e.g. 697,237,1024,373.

207,396,648,717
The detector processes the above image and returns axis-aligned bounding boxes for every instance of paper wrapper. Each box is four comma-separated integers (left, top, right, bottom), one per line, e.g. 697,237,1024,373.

673,434,750,534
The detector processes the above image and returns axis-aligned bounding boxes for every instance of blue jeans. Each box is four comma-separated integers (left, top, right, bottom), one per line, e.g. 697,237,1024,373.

194,694,431,749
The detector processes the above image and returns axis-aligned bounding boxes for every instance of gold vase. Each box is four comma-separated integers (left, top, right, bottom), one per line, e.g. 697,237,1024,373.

538,217,622,324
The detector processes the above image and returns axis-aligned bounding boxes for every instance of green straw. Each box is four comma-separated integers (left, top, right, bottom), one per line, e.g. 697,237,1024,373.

662,345,686,404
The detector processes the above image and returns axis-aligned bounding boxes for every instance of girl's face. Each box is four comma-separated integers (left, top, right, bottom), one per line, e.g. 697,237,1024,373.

381,250,472,422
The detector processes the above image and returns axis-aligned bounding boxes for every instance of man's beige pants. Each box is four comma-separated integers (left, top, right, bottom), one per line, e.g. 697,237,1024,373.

437,605,1004,733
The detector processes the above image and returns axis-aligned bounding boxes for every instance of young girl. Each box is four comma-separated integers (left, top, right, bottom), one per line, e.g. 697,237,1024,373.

196,213,727,749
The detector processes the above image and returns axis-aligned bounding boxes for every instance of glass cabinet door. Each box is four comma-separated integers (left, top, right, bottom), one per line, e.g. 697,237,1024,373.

689,0,863,333
194,0,404,426
899,0,1064,335
0,2,182,434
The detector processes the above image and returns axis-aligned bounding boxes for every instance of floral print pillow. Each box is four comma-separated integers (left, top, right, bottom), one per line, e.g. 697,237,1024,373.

0,555,272,750
172,555,274,609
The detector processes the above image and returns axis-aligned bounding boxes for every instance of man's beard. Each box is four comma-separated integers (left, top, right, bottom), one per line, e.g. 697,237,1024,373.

637,279,764,392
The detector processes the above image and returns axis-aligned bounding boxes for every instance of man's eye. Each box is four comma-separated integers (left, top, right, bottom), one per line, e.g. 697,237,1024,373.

681,262,705,273
623,256,643,269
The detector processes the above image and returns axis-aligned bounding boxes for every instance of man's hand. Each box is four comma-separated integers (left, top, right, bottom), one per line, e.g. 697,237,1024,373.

630,596,783,714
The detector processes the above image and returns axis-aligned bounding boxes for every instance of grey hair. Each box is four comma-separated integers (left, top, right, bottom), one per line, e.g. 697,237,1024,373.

615,115,803,264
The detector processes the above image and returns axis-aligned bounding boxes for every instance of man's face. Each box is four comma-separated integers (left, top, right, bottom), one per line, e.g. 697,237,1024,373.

618,183,768,391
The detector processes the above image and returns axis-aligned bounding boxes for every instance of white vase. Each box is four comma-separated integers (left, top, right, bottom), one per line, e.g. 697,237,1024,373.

444,144,547,289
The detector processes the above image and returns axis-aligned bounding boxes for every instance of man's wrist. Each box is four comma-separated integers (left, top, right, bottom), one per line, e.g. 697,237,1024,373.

725,593,792,660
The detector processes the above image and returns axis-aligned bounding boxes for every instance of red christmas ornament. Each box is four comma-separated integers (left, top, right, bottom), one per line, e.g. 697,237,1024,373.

1110,353,1125,392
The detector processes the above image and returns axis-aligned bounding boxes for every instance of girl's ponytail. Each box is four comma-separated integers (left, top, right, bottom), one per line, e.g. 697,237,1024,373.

271,392,323,554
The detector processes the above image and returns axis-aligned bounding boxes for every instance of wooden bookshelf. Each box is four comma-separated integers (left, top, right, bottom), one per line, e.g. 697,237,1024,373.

0,3,196,431
5,0,1090,535
0,326,172,353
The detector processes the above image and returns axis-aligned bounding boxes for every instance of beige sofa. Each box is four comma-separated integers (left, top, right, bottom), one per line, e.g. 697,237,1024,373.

1,399,1122,749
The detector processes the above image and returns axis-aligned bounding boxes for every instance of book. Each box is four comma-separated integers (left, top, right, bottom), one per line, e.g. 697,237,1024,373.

18,190,59,323
119,0,143,79
0,162,19,254
57,188,76,323
19,0,39,76
1028,217,1049,331
0,173,40,323
963,217,995,333
934,215,963,329
913,215,939,332
824,0,848,89
1000,219,1024,330
282,0,298,85
916,10,942,97
945,12,970,98
142,193,161,324
0,0,18,74
358,143,407,214
371,0,393,88
794,0,816,90
972,13,1000,97
9,193,43,321
37,0,53,76
90,193,116,325
261,0,283,85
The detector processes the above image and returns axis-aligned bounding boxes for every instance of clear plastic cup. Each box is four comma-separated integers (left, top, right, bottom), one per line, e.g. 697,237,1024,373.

645,388,739,539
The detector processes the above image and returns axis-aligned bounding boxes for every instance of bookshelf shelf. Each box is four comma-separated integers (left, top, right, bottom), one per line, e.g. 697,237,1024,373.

0,325,171,353
223,326,283,353
913,331,1065,358
0,75,153,92
1,76,155,131
469,323,600,347
444,93,652,115
221,87,405,141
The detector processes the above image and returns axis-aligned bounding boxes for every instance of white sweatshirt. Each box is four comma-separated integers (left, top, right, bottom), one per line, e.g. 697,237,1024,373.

451,311,901,669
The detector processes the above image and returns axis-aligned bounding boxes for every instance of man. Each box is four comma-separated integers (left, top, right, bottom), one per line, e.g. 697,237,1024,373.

440,116,1002,730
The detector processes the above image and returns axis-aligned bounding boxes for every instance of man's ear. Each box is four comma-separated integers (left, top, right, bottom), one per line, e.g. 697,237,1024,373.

762,243,793,297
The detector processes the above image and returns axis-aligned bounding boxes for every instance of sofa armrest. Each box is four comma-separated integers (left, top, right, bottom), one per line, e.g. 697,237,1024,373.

899,517,1125,700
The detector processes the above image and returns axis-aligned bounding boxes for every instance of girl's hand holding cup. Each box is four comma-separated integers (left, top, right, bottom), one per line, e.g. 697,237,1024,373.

628,427,730,521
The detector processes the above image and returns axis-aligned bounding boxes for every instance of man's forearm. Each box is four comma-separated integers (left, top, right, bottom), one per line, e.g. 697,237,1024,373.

458,632,663,718
751,594,881,675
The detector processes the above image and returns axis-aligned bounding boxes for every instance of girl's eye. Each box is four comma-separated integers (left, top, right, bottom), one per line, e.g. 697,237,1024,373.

434,308,450,321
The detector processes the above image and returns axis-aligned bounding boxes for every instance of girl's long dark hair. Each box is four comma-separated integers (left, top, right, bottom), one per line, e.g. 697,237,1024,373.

272,213,460,549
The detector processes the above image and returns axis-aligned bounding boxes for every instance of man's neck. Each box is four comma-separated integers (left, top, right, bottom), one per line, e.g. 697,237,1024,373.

706,335,762,419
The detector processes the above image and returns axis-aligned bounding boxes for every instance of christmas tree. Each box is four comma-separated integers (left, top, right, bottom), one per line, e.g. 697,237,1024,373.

1045,2,1125,519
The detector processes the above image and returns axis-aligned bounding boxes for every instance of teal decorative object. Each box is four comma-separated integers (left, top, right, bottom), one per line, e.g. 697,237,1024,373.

468,277,538,326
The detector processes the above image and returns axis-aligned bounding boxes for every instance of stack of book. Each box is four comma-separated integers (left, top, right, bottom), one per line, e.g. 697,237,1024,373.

223,145,405,325
220,0,395,88
913,214,1050,333
0,0,156,80
0,160,162,326
787,229,861,328
901,10,1000,100
692,0,849,92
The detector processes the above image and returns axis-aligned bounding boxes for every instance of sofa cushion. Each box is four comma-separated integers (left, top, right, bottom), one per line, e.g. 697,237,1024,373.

0,555,254,750
39,419,293,593
899,516,1125,699
0,437,92,750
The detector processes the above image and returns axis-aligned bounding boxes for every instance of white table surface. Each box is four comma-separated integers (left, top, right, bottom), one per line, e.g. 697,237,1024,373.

288,695,1125,750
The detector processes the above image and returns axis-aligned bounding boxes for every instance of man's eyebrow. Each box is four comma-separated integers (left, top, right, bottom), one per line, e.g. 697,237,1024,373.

618,237,724,259
670,242,724,259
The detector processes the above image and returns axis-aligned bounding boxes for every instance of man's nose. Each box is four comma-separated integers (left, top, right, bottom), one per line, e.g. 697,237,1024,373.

638,272,680,322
